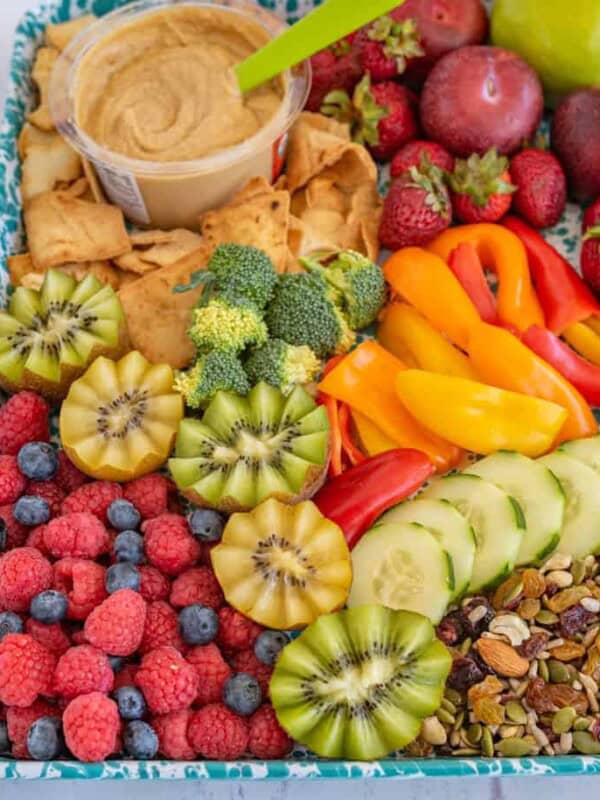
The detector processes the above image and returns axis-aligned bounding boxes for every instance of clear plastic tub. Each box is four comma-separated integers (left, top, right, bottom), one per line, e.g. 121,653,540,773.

49,0,310,230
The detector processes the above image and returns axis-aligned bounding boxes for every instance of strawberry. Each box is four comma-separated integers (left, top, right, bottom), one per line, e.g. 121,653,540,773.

306,35,362,113
509,148,567,229
449,148,516,224
391,139,455,179
581,197,600,295
379,162,451,250
322,75,418,161
355,16,424,81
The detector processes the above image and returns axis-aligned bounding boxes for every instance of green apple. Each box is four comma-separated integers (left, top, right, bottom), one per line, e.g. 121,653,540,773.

491,0,600,102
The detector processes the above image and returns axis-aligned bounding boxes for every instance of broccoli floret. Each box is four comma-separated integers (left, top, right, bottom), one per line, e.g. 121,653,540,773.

174,351,250,409
188,295,267,354
302,250,386,330
245,339,322,394
265,273,355,358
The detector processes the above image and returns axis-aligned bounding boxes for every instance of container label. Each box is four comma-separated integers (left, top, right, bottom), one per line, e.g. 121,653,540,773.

93,162,150,225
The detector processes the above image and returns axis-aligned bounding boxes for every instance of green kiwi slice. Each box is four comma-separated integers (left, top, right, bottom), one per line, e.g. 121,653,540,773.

270,605,451,760
0,269,128,400
168,382,330,513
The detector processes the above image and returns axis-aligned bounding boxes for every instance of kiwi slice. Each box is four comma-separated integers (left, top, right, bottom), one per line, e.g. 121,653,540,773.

59,350,184,481
211,497,352,629
169,382,330,513
0,269,128,400
270,605,451,760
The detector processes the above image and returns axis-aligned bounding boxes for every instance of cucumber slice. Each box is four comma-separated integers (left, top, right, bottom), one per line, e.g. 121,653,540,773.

538,452,600,558
348,522,452,623
378,498,475,598
465,451,564,566
559,435,600,474
423,474,524,592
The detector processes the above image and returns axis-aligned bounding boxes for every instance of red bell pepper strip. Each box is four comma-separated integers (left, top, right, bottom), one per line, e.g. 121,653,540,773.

522,325,600,408
313,449,435,549
317,355,347,477
503,216,600,334
338,402,366,467
448,242,499,324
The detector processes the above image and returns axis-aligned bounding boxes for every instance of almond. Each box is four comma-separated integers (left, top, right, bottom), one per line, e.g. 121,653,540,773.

475,638,529,677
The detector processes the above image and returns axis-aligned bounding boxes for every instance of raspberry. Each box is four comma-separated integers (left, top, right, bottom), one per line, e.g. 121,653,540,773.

188,704,248,759
217,607,263,654
140,601,185,654
55,451,88,493
26,480,65,517
6,699,61,758
152,709,195,759
0,504,28,549
231,650,273,696
0,633,56,706
43,512,109,560
0,547,52,612
26,525,49,555
61,482,122,524
25,618,71,655
186,643,231,705
138,566,171,602
53,558,107,621
70,628,88,646
143,514,201,577
0,392,49,455
85,589,147,657
0,455,26,503
54,645,114,699
63,692,120,762
135,646,198,714
123,474,173,520
113,663,139,691
248,705,292,759
169,566,224,610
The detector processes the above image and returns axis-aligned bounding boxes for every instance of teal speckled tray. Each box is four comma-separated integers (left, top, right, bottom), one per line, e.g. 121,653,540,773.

0,0,592,782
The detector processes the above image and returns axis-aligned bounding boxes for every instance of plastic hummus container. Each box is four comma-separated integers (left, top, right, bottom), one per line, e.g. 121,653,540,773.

49,0,310,229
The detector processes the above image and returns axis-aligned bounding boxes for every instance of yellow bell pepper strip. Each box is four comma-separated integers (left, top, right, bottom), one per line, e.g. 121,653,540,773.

585,316,600,339
350,409,398,457
467,322,596,444
428,223,545,333
394,370,568,458
318,341,463,472
562,322,600,367
383,247,482,349
378,301,479,379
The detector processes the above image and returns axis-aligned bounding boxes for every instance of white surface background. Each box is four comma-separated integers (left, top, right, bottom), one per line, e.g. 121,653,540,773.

0,0,595,796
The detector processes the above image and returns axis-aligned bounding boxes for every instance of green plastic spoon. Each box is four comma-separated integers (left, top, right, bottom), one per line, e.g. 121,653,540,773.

235,0,406,93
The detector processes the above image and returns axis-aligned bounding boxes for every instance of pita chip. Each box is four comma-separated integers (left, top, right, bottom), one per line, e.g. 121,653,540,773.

285,112,351,193
7,253,36,287
21,137,82,205
115,228,205,275
81,158,107,203
27,47,59,132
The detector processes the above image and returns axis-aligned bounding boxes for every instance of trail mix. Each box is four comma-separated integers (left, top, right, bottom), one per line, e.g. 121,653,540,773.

412,553,600,758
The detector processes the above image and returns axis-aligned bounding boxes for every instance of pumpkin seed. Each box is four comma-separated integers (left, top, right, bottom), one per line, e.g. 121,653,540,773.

453,748,480,756
453,711,465,731
436,707,455,726
505,700,527,725
535,609,559,625
552,706,577,734
548,659,571,683
571,560,586,585
496,737,534,757
466,723,482,745
444,688,462,706
441,697,457,714
481,727,494,757
573,731,600,755
574,717,592,732
459,637,472,655
538,658,550,682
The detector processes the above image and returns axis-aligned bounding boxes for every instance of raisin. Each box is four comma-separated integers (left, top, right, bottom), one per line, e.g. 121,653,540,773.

517,631,549,660
436,611,467,646
462,598,495,638
560,605,597,638
591,718,600,742
526,677,589,715
447,656,485,691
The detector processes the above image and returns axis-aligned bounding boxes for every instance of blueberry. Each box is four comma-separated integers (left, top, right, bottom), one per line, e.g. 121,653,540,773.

187,509,224,542
109,656,126,673
0,518,6,552
179,604,218,645
0,720,9,754
105,563,141,594
17,442,58,481
114,530,145,565
123,720,158,759
30,590,68,624
223,672,262,716
13,495,50,526
254,630,288,666
27,717,64,760
114,685,147,720
107,499,141,532
0,611,23,641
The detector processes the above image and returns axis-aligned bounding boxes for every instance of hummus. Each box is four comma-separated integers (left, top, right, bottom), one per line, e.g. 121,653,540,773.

75,6,284,163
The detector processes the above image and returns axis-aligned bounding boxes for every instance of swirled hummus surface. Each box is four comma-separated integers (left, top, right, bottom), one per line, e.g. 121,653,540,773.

75,6,284,162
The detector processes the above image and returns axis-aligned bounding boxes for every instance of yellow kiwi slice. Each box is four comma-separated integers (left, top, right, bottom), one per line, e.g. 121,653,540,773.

59,351,183,481
211,497,352,629
0,269,128,400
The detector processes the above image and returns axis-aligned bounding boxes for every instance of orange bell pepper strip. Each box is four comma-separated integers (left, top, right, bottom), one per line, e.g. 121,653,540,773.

562,322,600,367
428,223,545,333
378,301,479,379
448,242,499,324
318,341,462,472
337,403,366,467
467,322,596,444
395,370,568,458
316,355,346,477
383,247,482,349
350,410,398,457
